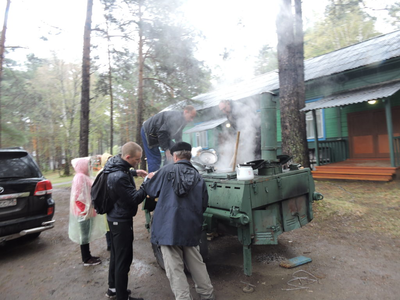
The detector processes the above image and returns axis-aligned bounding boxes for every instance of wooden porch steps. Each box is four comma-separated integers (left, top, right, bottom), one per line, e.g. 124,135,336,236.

312,165,397,181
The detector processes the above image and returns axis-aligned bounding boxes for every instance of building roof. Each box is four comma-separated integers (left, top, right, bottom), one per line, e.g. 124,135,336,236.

301,80,400,112
165,30,400,112
184,117,228,134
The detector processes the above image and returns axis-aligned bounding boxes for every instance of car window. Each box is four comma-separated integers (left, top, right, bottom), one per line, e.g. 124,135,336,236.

0,152,42,179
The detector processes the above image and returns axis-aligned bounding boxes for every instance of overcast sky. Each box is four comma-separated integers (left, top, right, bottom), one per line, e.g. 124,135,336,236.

0,0,397,85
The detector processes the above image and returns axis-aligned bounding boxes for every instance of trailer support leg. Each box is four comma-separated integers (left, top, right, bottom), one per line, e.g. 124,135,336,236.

243,245,252,276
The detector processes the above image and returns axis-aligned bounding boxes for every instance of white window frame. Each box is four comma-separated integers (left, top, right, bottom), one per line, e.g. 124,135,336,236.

195,131,208,148
306,109,325,141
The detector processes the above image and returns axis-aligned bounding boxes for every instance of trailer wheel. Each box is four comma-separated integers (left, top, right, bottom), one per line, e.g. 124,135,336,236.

199,230,208,262
152,243,165,270
151,231,209,271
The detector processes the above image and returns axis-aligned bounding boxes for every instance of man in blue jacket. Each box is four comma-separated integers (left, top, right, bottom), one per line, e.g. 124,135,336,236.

143,142,215,300
141,105,197,172
103,142,153,300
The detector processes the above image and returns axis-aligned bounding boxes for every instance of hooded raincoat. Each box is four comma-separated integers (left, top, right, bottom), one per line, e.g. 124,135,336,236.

143,160,209,247
68,157,106,245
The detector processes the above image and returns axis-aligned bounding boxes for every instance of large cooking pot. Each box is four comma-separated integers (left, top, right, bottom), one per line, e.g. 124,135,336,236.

198,149,218,165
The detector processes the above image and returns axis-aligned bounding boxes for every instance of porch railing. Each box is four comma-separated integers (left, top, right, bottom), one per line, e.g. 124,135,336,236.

394,136,400,167
309,139,348,169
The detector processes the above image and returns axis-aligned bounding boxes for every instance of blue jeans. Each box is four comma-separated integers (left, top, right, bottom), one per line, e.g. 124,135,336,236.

141,127,162,172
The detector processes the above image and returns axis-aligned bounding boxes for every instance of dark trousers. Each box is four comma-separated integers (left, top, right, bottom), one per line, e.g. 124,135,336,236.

105,231,112,249
80,243,91,262
108,220,133,300
79,219,92,262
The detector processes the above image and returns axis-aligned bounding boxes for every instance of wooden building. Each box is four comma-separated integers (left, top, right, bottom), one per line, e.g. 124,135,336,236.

168,30,400,181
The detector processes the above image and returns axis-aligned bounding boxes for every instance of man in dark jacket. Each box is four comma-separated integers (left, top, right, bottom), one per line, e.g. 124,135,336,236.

103,142,153,300
143,142,215,300
141,105,196,173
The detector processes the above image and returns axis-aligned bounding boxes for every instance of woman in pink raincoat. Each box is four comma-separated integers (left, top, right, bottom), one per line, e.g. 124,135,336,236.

68,157,106,266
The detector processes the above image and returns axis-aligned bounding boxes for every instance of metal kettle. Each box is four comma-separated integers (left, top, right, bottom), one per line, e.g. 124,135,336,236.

236,164,254,180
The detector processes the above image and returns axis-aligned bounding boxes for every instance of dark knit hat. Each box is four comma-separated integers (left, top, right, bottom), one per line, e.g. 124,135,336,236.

170,142,192,154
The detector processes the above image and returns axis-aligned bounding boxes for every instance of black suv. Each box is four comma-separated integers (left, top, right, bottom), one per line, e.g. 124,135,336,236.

0,148,55,243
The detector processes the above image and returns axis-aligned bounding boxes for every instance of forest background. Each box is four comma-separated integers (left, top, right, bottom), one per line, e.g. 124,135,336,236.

0,0,399,174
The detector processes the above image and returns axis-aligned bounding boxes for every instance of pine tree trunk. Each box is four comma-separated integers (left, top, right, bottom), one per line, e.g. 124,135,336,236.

294,0,309,167
0,0,11,148
107,39,114,155
137,1,146,170
79,0,93,157
277,0,309,167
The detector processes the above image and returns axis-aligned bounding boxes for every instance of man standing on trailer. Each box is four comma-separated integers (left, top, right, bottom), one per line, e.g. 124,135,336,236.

143,142,215,300
141,105,197,172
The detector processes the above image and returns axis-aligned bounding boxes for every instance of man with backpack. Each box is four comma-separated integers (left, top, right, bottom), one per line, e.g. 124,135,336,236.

102,142,154,300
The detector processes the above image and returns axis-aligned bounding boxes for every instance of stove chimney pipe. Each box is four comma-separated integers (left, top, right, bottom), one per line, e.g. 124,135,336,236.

260,92,279,163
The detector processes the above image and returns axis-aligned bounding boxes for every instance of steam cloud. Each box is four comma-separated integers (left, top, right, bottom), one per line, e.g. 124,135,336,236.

214,99,261,171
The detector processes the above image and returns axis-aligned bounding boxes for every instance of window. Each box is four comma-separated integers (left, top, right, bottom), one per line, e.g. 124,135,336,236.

195,131,208,148
0,152,42,179
306,110,324,140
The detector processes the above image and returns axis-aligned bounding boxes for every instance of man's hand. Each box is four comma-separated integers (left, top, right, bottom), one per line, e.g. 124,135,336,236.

136,169,148,178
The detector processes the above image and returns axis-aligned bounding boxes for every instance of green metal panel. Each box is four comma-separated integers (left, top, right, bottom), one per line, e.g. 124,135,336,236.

279,170,310,199
252,204,283,245
205,181,249,211
250,178,279,209
281,195,309,231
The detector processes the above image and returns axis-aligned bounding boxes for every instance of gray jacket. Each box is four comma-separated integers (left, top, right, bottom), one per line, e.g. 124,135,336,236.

142,111,187,150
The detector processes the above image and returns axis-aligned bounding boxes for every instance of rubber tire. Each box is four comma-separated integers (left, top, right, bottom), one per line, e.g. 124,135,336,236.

152,243,165,270
199,230,208,262
151,231,209,270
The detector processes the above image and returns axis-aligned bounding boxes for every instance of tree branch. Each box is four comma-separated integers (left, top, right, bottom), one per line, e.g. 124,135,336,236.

143,77,175,96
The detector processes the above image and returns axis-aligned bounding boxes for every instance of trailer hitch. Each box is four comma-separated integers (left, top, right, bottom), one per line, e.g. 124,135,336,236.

203,207,249,227
230,206,250,226
312,192,324,201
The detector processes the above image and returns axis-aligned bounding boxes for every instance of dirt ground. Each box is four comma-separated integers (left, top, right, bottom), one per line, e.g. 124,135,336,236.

1,180,399,300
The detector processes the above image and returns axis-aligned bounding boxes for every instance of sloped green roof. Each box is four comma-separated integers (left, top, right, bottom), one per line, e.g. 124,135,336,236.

165,30,400,112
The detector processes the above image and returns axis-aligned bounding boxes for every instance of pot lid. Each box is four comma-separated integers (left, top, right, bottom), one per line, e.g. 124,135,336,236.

198,150,218,165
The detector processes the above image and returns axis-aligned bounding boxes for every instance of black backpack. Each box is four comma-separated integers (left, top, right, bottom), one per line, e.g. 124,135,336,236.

91,171,114,214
